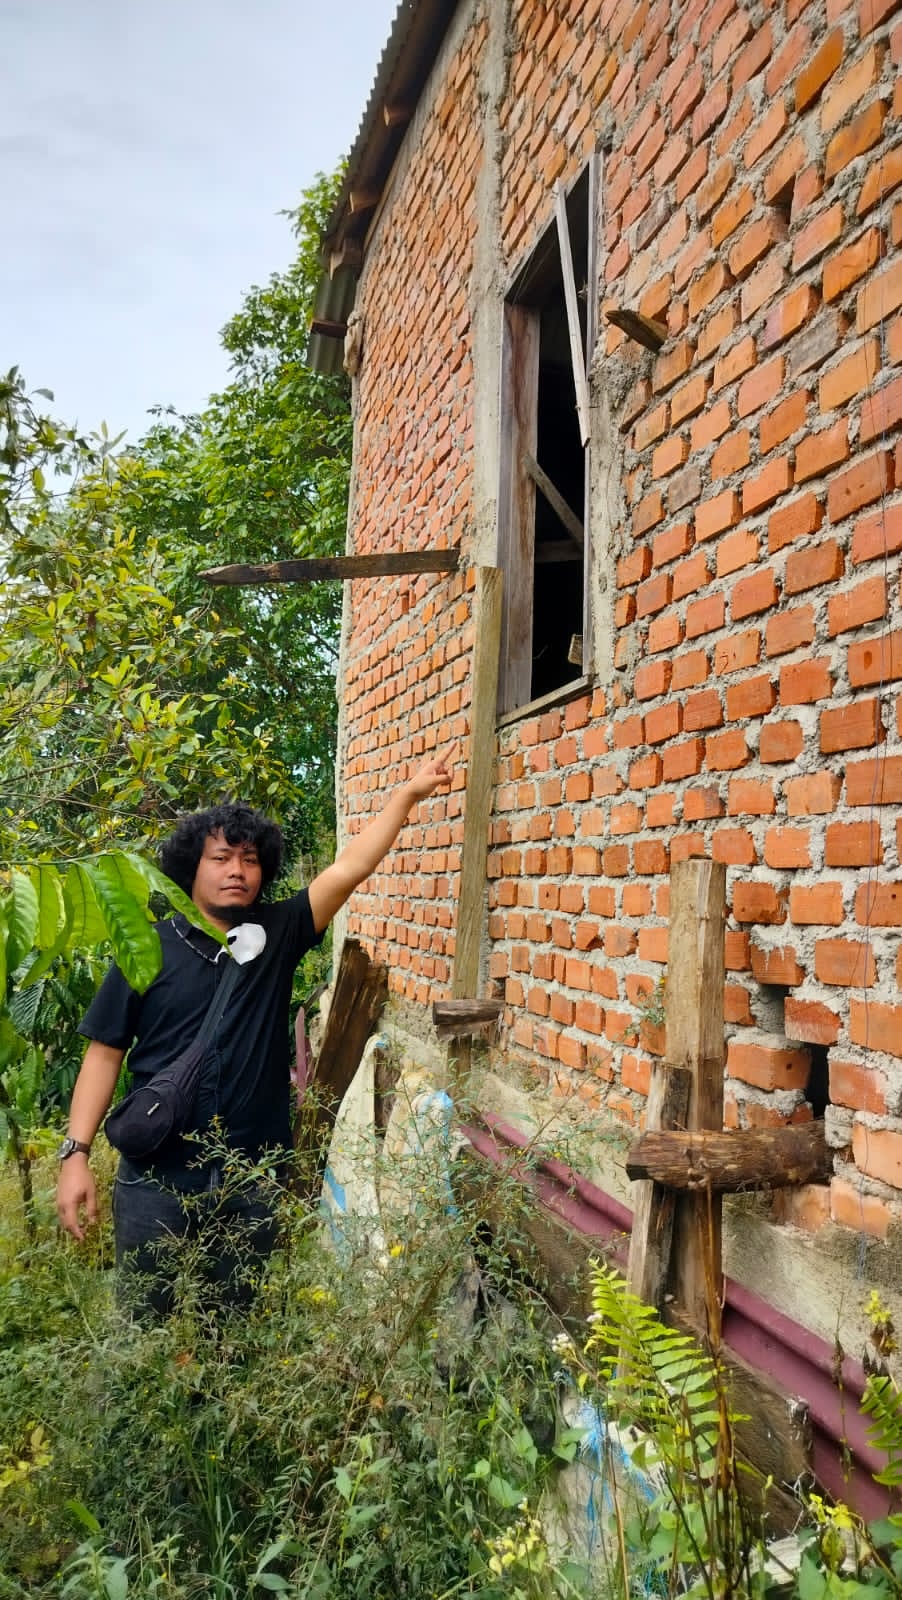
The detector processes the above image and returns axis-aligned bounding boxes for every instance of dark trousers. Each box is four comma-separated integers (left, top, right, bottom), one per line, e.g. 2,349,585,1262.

113,1159,279,1320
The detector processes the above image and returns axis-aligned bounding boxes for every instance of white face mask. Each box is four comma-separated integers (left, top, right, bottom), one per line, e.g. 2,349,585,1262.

225,923,267,965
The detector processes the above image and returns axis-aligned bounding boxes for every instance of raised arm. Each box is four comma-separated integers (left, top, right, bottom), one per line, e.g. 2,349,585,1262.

56,1041,125,1240
308,748,456,934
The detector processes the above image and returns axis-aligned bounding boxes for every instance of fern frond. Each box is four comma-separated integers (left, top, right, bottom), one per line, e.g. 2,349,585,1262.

861,1374,902,1488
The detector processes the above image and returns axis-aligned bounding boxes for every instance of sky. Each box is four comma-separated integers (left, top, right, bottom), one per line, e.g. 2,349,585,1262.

2,0,399,444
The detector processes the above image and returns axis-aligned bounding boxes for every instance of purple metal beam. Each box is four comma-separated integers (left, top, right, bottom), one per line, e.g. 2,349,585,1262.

462,1113,896,1519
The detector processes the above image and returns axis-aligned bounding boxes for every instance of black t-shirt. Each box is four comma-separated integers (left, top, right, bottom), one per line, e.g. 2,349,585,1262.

79,892,323,1189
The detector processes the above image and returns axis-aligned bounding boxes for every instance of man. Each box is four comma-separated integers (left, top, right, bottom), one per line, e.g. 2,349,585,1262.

56,751,455,1312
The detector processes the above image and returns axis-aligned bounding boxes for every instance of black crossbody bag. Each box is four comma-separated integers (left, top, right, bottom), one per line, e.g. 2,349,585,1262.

104,956,241,1161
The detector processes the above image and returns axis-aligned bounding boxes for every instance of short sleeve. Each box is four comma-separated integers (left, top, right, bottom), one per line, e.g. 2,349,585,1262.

78,962,142,1051
283,887,326,965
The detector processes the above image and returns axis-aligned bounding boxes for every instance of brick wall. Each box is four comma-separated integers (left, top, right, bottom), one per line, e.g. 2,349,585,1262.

342,0,902,1235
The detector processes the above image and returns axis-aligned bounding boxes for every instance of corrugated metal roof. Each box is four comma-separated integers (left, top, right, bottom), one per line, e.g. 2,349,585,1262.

307,0,460,372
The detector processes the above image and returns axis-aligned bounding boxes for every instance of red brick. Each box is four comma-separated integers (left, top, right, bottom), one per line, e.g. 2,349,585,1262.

795,26,843,111
829,1058,886,1114
830,1176,890,1240
716,629,761,674
713,827,756,864
764,133,808,206
850,1005,902,1062
737,354,785,418
856,880,902,926
634,659,672,700
685,594,726,638
744,99,788,168
847,630,902,687
765,826,812,868
829,576,887,636
821,701,881,755
713,335,756,391
794,420,850,484
791,203,844,271
728,213,787,279
683,785,724,820
645,702,682,743
853,505,902,568
706,729,749,770
726,673,777,722
816,938,877,987
785,996,841,1046
691,399,732,452
617,546,652,588
711,428,751,479
766,605,815,656
695,489,740,543
780,657,833,704
662,738,705,780
760,719,804,762
732,567,779,619
821,41,882,133
785,539,845,598
727,1036,810,1090
790,882,844,924
825,101,887,183
742,455,793,514
652,339,697,395
856,257,902,334
728,777,776,815
825,820,883,866
860,375,902,446
846,752,902,803
762,285,819,351
768,492,824,553
629,752,663,789
733,881,788,924
761,390,809,454
633,839,669,874
716,528,759,577
751,942,805,985
672,550,711,600
786,771,841,813
647,611,684,652
672,648,710,689
857,143,902,216
652,434,691,478
818,340,881,413
683,689,723,731
823,228,883,304
636,571,673,618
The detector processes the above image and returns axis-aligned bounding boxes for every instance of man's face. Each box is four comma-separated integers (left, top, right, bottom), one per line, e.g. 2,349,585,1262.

191,830,263,926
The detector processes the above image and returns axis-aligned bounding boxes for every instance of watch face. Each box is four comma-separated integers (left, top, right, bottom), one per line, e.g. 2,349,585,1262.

58,1138,80,1160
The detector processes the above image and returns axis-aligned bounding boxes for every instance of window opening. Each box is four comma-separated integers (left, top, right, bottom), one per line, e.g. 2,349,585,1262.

498,164,596,711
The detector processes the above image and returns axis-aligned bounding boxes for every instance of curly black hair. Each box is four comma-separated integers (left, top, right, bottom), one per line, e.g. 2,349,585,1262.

158,802,284,896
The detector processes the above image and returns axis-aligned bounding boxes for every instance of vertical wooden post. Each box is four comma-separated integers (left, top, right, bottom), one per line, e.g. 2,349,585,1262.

666,859,727,1338
497,304,539,712
450,566,503,1087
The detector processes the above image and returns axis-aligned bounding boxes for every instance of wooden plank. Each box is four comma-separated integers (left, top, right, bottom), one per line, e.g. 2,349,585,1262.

605,307,668,351
450,567,503,1084
497,304,539,711
627,1122,831,1192
667,859,727,1339
522,451,584,547
309,318,348,340
201,549,460,587
583,149,601,672
433,998,503,1039
294,937,387,1197
554,182,591,448
626,1063,692,1311
535,541,582,565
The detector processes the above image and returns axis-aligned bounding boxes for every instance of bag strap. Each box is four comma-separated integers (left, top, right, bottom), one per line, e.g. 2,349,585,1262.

189,955,241,1055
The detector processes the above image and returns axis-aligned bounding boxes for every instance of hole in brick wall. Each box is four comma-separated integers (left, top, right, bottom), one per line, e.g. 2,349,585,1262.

768,178,793,224
805,1043,830,1120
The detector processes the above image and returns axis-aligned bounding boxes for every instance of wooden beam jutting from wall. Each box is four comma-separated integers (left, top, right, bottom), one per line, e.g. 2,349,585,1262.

604,307,668,351
625,1062,692,1312
309,318,349,340
627,1121,831,1192
433,998,503,1039
522,451,584,548
666,858,727,1340
554,181,591,448
450,566,504,1086
201,549,460,587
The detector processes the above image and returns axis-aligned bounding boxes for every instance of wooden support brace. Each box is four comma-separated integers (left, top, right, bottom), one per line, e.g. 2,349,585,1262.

626,1062,692,1311
554,182,592,448
201,549,460,587
522,451,584,548
626,1121,831,1192
605,307,668,350
433,998,503,1039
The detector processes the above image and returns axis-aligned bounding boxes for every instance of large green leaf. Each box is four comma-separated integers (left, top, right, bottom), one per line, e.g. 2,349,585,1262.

63,864,108,947
6,870,39,973
0,905,6,1000
125,852,227,945
28,863,66,948
0,1014,28,1073
83,856,161,992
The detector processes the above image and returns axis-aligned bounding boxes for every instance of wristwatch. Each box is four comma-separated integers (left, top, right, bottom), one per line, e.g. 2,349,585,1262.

57,1137,91,1161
